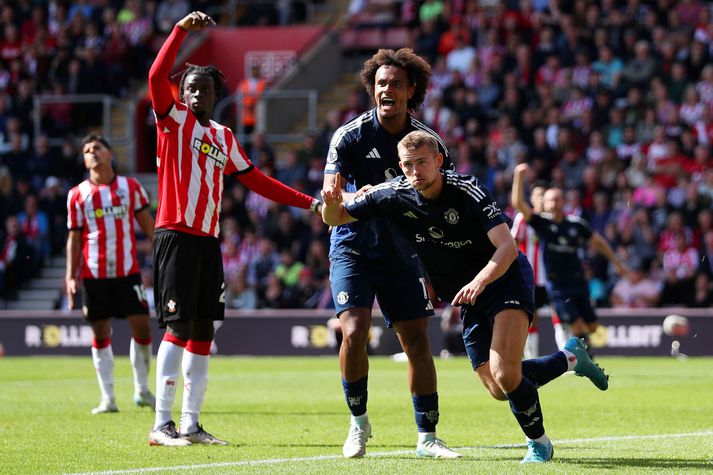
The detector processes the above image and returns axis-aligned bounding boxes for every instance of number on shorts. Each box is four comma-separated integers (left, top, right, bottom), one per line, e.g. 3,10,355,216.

133,284,147,303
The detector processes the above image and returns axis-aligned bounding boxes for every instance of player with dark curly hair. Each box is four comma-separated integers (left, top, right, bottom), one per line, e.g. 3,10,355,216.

323,49,460,459
147,11,321,447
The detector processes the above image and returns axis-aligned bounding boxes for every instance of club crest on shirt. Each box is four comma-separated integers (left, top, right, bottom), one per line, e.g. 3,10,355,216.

444,208,459,224
327,147,338,164
192,138,227,168
337,291,349,305
167,299,177,313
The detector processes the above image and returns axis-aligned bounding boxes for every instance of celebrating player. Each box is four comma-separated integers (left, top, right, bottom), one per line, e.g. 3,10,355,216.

512,163,631,349
323,49,460,458
322,131,609,463
66,134,156,415
510,182,568,354
147,11,321,446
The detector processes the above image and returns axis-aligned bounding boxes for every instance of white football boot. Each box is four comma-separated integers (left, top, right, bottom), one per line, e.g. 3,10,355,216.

342,420,372,458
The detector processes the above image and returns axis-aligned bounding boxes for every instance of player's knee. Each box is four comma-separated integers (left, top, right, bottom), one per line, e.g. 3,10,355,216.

491,365,521,394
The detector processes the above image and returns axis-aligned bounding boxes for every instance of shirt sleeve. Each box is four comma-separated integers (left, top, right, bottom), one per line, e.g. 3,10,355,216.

224,128,254,176
344,183,393,221
66,188,83,231
130,178,151,212
148,25,185,121
323,126,352,177
468,180,507,232
528,213,546,234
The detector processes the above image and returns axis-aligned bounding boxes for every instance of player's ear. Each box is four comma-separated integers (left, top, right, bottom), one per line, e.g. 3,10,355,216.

436,153,443,168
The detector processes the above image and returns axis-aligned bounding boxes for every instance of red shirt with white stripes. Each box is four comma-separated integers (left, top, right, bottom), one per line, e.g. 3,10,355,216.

67,176,150,279
149,26,316,238
511,212,547,286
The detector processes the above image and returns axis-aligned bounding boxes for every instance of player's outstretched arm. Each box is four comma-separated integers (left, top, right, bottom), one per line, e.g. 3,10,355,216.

148,11,215,117
237,167,321,215
452,223,518,306
512,163,533,222
321,172,357,226
590,231,631,279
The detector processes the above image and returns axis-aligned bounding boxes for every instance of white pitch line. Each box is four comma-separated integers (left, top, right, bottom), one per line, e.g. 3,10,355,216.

65,430,713,475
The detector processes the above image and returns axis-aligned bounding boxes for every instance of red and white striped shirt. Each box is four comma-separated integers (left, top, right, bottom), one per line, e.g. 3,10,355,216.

67,176,150,279
154,102,252,237
511,212,547,286
149,26,316,238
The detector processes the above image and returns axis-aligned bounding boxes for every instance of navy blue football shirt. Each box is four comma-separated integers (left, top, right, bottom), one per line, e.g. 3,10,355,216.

345,171,512,301
527,213,593,285
324,109,451,262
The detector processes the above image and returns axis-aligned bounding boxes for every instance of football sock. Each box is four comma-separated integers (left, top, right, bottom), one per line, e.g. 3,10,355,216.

154,334,185,430
130,336,152,395
92,338,114,402
342,376,368,417
521,351,569,388
412,392,439,433
506,376,545,440
524,330,539,359
553,323,569,350
180,340,211,434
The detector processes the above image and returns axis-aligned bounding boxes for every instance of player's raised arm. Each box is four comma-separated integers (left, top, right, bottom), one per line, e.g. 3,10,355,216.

236,167,321,215
321,172,357,226
148,11,215,117
512,163,534,222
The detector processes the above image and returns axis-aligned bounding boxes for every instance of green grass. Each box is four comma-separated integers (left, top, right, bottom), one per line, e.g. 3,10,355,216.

0,356,711,474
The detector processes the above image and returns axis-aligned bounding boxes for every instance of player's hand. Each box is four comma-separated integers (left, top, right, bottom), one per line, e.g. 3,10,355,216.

355,184,373,197
514,163,530,176
451,277,486,306
66,277,77,310
321,172,344,206
177,11,215,31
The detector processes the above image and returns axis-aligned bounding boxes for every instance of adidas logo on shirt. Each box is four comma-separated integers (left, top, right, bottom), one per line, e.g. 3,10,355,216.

403,211,418,219
366,147,381,159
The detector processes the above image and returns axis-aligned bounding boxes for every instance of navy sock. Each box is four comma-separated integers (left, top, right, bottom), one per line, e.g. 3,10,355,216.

521,351,568,388
412,392,439,433
342,376,368,417
506,376,545,440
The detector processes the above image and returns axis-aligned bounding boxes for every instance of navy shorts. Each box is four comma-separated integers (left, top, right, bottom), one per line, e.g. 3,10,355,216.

329,251,434,327
81,273,148,321
548,284,597,324
153,229,225,327
461,256,535,369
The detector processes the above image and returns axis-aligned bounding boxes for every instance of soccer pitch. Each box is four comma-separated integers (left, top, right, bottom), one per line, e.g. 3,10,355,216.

1,356,711,474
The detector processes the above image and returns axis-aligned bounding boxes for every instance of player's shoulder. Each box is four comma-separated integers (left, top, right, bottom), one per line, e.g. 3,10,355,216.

408,115,449,154
330,110,374,147
443,170,488,202
68,179,90,197
366,176,410,195
566,214,589,226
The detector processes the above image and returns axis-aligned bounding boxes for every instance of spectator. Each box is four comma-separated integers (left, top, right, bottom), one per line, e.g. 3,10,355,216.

610,259,662,308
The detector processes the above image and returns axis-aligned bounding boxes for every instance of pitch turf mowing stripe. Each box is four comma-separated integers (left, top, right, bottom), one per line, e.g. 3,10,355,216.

64,430,713,475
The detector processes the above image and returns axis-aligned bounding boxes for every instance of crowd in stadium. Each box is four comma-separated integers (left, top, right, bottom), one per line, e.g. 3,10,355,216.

0,0,712,309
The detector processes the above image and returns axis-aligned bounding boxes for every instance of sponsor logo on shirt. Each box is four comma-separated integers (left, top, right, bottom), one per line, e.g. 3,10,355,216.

87,205,128,219
483,201,501,219
193,138,227,168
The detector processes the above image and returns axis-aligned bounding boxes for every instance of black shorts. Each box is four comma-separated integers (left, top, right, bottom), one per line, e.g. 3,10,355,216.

153,229,225,327
534,285,550,309
81,274,148,321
